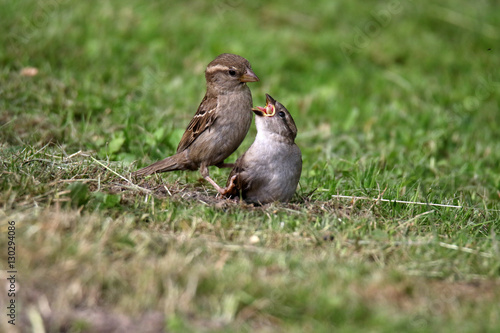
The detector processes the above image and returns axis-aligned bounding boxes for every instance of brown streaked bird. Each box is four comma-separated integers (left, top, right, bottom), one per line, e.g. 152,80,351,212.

134,53,259,191
216,94,302,205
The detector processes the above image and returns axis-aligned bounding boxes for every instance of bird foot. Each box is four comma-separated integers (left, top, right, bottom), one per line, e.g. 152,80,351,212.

205,175,237,197
215,175,238,198
204,175,225,194
224,175,238,194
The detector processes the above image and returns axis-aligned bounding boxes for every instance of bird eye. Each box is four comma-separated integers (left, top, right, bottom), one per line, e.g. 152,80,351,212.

228,69,237,76
278,111,285,118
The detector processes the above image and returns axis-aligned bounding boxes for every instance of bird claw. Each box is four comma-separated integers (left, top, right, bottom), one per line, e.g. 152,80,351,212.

226,175,238,193
215,175,237,198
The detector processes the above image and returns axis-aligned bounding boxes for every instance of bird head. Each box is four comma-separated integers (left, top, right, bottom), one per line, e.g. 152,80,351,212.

252,94,298,142
205,53,259,91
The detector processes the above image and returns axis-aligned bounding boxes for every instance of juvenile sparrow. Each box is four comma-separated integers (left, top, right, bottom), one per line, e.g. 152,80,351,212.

134,53,259,191
217,94,302,205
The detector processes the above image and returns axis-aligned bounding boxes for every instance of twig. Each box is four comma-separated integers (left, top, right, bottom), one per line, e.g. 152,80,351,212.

66,150,83,159
164,185,172,196
89,156,132,184
332,195,462,208
89,156,151,194
334,195,500,212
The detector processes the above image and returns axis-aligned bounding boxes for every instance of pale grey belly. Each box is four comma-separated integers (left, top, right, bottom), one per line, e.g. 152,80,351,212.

244,145,302,204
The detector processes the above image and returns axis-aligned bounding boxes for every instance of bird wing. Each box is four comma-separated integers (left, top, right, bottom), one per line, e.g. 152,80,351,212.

225,153,250,197
176,94,218,153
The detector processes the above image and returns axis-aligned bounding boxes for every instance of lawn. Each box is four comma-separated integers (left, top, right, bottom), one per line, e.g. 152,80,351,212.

1,0,499,332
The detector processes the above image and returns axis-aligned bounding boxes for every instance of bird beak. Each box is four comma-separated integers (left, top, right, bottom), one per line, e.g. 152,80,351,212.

239,67,259,82
252,94,276,117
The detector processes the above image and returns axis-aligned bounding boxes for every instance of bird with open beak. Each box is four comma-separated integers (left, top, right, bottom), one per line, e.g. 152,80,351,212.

215,94,302,205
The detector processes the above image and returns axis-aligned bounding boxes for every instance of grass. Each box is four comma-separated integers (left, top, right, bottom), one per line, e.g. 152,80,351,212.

1,0,500,331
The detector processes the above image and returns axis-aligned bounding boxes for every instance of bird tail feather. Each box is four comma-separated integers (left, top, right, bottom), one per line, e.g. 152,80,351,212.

133,155,181,176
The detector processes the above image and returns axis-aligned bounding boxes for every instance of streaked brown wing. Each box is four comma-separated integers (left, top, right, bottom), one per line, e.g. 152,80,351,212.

176,94,218,153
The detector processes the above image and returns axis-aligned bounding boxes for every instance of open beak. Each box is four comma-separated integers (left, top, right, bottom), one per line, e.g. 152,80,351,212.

252,94,276,117
239,67,259,83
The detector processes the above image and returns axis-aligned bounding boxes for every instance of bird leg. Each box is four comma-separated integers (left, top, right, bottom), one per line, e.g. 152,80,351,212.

213,175,238,196
200,165,236,196
200,164,225,194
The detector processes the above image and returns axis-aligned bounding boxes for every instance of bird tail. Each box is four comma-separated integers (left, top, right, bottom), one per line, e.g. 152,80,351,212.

133,155,182,177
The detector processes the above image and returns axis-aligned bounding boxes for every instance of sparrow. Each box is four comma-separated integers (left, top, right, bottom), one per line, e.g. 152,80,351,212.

217,94,302,205
133,53,259,191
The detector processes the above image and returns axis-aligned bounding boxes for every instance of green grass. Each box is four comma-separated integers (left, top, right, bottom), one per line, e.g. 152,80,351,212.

1,0,500,332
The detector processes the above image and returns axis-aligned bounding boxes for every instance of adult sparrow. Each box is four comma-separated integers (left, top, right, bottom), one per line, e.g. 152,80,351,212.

134,53,259,191
217,94,302,204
